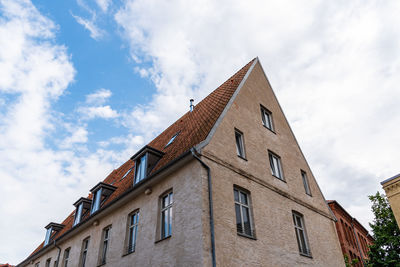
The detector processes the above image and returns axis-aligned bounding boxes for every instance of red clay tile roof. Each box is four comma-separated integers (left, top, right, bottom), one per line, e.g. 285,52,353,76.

27,58,255,259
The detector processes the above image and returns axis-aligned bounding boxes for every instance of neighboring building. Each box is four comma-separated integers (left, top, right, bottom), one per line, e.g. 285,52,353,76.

327,200,374,267
0,264,15,267
381,174,400,228
18,58,345,267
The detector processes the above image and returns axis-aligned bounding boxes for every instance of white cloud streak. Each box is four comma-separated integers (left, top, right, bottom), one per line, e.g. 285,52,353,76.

96,0,111,13
115,0,400,230
78,88,119,119
71,13,104,40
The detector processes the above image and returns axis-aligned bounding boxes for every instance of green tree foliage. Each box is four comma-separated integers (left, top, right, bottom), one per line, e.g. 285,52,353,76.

344,254,359,267
367,192,400,267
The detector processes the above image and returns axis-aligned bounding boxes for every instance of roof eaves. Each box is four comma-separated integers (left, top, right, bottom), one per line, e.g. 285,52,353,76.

195,58,258,151
381,173,400,185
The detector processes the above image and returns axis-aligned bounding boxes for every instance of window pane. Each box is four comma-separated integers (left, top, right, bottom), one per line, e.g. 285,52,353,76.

168,207,172,236
169,192,173,204
242,206,251,236
235,131,244,157
299,229,307,253
234,189,239,202
240,192,248,205
235,204,242,233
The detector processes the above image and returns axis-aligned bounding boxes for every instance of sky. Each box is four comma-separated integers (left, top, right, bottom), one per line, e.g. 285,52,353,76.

1,0,399,264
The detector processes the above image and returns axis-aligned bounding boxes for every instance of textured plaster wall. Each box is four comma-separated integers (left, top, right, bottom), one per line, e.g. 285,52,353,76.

26,159,205,267
382,176,400,229
202,61,345,266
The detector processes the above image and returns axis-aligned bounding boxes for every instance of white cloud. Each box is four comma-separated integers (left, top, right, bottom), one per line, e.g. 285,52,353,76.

85,88,112,104
79,105,119,119
115,0,400,230
96,0,112,12
71,13,104,40
78,88,119,119
0,0,122,263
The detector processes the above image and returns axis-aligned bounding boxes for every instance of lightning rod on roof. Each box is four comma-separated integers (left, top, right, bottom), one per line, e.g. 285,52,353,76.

190,99,194,112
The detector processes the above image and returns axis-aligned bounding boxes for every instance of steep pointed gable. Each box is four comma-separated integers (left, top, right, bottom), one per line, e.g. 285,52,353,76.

26,58,256,259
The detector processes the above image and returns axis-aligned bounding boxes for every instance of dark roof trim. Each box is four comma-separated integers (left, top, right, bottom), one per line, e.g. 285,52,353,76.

73,197,92,207
44,223,64,230
19,149,193,266
381,173,400,185
89,182,117,193
130,145,164,161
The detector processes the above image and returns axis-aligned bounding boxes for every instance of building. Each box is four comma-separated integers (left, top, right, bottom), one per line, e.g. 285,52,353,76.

327,200,374,267
18,58,345,267
0,264,15,267
381,174,400,228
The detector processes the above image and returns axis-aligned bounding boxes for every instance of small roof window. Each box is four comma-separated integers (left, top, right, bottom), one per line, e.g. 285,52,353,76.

89,182,117,214
120,167,133,181
165,132,180,148
73,197,92,227
44,223,64,246
131,146,164,185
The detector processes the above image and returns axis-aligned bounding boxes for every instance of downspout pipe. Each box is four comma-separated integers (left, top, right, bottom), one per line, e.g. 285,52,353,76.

191,148,216,267
54,240,61,267
351,219,365,267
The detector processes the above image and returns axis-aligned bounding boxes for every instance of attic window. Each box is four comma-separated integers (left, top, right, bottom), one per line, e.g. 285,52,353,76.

73,198,92,227
131,146,164,185
120,167,133,181
165,132,179,147
44,223,64,246
90,182,117,214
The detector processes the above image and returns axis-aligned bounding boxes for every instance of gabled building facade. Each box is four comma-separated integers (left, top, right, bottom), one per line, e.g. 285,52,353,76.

327,200,374,267
18,58,345,267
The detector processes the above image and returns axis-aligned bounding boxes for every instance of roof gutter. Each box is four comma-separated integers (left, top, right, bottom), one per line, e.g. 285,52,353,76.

191,148,216,267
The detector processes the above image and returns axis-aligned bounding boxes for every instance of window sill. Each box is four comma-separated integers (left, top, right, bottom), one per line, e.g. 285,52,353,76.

237,155,247,161
299,252,313,259
237,232,257,240
272,175,286,183
262,125,276,134
97,262,106,267
122,249,135,257
155,235,171,244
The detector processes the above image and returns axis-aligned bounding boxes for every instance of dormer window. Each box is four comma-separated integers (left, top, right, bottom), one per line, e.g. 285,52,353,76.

89,182,117,214
131,146,164,185
73,198,92,226
165,132,179,147
44,223,64,246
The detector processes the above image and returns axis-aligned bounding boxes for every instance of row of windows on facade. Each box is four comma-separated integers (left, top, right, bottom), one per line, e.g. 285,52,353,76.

233,186,312,257
36,191,173,267
340,219,370,257
235,105,312,196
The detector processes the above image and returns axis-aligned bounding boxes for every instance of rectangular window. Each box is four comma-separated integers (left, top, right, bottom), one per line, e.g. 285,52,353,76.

127,211,139,253
261,105,274,131
45,258,51,267
301,171,311,196
269,151,284,180
44,227,52,246
91,188,102,214
161,191,173,239
235,129,246,159
134,154,147,184
63,248,70,267
74,203,83,226
35,263,40,267
99,226,111,265
234,188,254,237
80,237,89,267
293,212,311,256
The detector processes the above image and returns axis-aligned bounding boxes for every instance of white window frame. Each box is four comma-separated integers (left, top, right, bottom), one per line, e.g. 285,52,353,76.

261,105,274,131
45,258,51,267
269,151,284,180
99,226,111,265
80,237,89,267
160,191,173,239
301,170,312,196
127,210,139,253
134,154,147,184
293,211,311,257
235,129,246,159
234,187,255,237
91,188,102,214
63,247,70,267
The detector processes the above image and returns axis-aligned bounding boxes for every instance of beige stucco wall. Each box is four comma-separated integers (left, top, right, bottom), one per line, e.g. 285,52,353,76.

202,61,345,266
25,159,207,267
382,176,400,228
